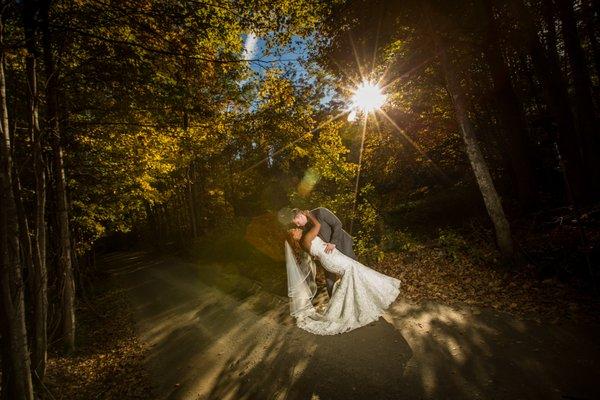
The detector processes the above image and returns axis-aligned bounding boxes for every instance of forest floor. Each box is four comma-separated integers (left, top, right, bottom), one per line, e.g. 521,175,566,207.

372,243,600,325
89,249,600,400
44,270,153,399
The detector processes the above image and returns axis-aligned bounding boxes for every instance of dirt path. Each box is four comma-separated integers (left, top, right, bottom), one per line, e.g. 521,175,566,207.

99,250,600,400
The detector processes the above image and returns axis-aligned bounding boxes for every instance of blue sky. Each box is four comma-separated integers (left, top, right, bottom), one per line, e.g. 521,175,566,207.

242,34,335,105
242,33,310,77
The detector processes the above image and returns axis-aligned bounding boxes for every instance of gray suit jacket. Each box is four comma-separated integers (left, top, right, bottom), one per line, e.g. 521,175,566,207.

304,207,357,260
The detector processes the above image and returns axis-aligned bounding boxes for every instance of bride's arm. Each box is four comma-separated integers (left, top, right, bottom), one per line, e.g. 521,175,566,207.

301,210,320,250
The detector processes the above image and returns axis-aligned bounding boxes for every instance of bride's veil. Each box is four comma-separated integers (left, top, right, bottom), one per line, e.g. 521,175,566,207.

285,241,317,316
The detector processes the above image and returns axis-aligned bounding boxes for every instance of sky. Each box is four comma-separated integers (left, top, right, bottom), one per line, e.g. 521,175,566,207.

243,33,260,58
243,34,310,77
241,33,336,106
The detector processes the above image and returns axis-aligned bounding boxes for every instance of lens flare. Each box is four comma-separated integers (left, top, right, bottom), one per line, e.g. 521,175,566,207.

297,167,320,197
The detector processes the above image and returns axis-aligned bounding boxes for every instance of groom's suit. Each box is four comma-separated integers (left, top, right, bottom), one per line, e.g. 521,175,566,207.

303,207,357,297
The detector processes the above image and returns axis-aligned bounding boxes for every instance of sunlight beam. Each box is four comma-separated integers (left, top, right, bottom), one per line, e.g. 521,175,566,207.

379,110,449,182
349,116,368,235
240,109,351,174
349,34,367,84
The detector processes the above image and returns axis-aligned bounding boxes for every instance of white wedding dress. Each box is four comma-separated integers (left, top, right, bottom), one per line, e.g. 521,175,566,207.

291,236,401,335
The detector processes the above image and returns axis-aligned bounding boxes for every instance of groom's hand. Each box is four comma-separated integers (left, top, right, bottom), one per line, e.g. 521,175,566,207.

324,243,336,253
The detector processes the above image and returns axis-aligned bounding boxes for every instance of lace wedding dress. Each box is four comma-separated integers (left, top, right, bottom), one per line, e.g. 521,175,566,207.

290,236,401,335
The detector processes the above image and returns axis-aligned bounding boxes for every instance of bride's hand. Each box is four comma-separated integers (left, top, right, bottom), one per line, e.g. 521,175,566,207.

324,243,336,253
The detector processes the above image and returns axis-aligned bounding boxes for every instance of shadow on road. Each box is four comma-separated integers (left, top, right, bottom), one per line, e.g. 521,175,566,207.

98,250,600,400
205,319,412,400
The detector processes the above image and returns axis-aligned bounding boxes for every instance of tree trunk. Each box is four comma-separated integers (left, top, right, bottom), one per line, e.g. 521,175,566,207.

178,191,188,242
0,14,35,400
12,173,35,299
541,0,562,72
443,64,515,258
425,4,514,259
483,0,538,209
41,0,75,353
580,0,600,87
163,204,172,240
23,0,49,377
1,298,16,400
556,0,600,197
187,164,198,238
510,0,588,205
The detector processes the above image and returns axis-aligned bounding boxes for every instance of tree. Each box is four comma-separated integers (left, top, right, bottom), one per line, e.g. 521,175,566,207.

507,0,588,204
22,0,49,380
555,0,600,196
424,3,514,259
40,0,76,353
482,0,537,209
0,5,35,399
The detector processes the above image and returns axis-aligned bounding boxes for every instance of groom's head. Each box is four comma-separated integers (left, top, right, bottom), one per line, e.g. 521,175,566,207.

291,208,308,227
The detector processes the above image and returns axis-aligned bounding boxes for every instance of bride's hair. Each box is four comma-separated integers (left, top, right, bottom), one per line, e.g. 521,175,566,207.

286,228,303,262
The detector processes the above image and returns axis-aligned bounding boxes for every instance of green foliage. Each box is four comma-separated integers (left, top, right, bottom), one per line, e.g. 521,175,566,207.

380,229,419,253
352,185,383,260
437,228,470,262
25,0,337,252
437,227,497,265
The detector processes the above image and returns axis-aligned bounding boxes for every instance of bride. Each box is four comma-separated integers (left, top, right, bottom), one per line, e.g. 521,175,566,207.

285,210,401,335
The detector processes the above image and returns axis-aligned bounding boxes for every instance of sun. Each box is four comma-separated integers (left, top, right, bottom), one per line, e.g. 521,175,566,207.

350,81,386,114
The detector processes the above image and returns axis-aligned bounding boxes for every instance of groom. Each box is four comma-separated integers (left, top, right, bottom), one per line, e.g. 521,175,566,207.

291,207,357,297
